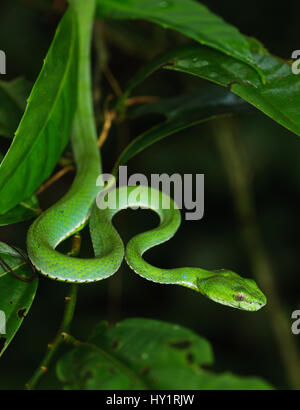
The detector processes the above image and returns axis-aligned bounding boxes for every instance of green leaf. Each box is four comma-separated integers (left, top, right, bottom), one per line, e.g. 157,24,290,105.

0,6,78,214
120,39,300,138
0,194,41,226
0,152,40,227
113,86,250,173
0,242,38,357
96,0,264,81
163,39,300,137
57,318,272,390
0,77,32,138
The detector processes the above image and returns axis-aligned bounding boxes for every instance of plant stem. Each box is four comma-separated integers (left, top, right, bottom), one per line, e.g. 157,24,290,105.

213,117,300,390
35,165,74,196
25,284,78,390
125,95,159,107
103,65,122,97
98,95,116,148
25,235,81,390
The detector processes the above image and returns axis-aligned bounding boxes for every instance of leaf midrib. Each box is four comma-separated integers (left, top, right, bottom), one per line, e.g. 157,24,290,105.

0,13,76,206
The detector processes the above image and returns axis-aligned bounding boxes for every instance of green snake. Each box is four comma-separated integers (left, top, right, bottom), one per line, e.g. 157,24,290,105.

26,1,266,312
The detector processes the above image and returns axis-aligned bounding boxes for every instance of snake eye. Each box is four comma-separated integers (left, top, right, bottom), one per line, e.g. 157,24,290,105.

234,292,246,302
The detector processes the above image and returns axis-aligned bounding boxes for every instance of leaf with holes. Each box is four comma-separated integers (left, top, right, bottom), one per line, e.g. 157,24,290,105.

0,242,38,357
56,318,272,389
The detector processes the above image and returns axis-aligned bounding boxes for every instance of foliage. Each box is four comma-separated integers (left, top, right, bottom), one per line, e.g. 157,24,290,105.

0,242,38,357
57,318,272,390
0,0,298,390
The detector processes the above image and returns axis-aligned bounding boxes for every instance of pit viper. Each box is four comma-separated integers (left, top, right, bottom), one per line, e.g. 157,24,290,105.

26,0,266,312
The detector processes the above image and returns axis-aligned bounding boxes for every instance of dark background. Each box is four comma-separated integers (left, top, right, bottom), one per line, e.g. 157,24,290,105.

0,0,299,389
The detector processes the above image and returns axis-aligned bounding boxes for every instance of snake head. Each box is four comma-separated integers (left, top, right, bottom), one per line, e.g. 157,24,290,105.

196,270,267,311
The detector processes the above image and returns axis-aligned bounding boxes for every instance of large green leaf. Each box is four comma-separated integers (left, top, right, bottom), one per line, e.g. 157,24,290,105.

113,86,250,173
96,0,264,81
164,40,300,137
0,242,38,357
120,39,300,138
0,77,32,138
57,318,272,390
0,6,78,214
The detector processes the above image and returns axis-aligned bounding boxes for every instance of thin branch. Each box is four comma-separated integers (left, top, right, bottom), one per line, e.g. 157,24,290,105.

98,95,116,148
25,234,81,390
35,165,74,196
125,95,159,107
103,65,122,97
98,94,159,149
